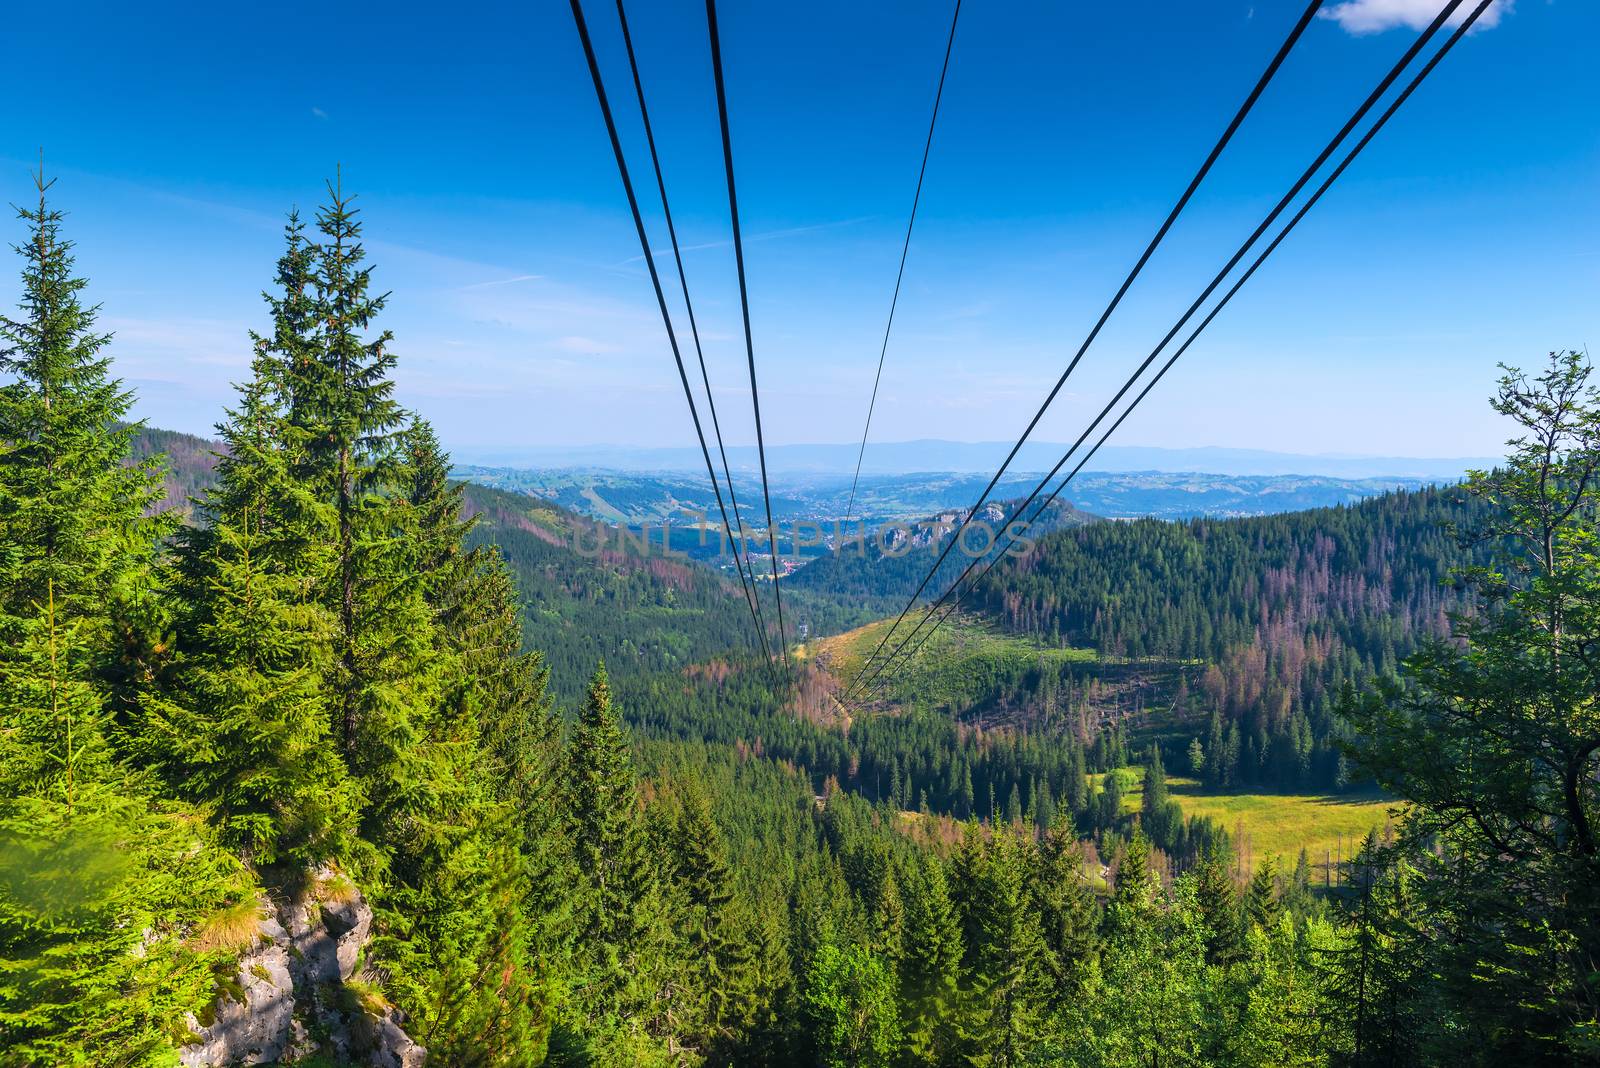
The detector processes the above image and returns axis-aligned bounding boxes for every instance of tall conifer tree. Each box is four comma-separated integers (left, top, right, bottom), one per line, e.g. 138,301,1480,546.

1195,842,1245,967
0,173,252,1064
293,178,413,765
566,662,655,1033
959,826,1050,1066
900,855,965,1065
0,170,167,797
669,776,748,1050
134,217,363,865
1034,809,1099,1007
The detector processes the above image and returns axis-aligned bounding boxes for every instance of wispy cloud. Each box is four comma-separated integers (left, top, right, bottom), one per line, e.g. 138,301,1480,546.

1319,0,1512,35
616,216,876,266
104,316,251,388
456,273,543,291
311,106,329,119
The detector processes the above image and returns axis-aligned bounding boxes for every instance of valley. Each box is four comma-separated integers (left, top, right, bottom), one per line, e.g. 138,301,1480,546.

138,422,1461,865
8,152,1592,1064
454,462,1449,528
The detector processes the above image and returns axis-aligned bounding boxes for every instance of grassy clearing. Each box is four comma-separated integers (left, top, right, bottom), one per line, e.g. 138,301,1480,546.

805,614,1098,708
1166,780,1400,872
813,619,1395,876
1107,770,1401,875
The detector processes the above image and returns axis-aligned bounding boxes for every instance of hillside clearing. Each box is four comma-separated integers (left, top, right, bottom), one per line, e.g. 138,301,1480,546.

1104,771,1401,878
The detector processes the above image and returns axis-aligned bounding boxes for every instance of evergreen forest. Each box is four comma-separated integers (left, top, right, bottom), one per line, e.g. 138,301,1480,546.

1,179,1596,1067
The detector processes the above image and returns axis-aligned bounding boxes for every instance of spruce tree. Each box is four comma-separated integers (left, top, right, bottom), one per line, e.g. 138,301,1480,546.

1205,711,1227,787
419,465,572,1058
669,776,749,1050
1065,743,1087,816
0,172,254,1063
257,191,554,1062
869,860,906,979
1245,857,1283,932
0,171,168,799
1098,766,1124,832
142,340,357,865
1283,848,1316,919
1324,832,1428,1067
1195,842,1244,967
370,410,558,1065
1033,809,1099,1007
960,825,1050,1066
293,178,413,765
566,662,655,1025
1111,832,1156,912
264,210,320,460
1140,744,1170,842
900,856,965,1066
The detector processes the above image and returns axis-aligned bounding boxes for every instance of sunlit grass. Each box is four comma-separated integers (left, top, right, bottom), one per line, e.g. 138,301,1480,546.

808,614,1097,705
1111,769,1401,872
190,899,262,954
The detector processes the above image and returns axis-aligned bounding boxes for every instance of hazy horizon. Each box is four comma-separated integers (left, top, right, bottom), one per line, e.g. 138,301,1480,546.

447,438,1497,480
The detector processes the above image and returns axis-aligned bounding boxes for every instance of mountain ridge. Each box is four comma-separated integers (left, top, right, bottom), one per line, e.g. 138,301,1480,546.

451,438,1497,479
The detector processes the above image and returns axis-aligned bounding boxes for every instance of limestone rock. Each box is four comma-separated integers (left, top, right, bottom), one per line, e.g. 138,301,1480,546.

179,901,294,1067
179,870,426,1067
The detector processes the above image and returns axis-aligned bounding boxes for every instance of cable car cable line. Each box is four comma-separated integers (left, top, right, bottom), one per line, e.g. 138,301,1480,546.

568,0,773,669
706,0,792,676
612,0,773,663
853,0,1490,702
842,0,964,529
844,0,1328,697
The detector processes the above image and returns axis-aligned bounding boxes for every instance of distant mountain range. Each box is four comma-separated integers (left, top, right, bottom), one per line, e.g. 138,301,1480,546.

127,420,1477,526
454,466,1451,524
452,439,1496,481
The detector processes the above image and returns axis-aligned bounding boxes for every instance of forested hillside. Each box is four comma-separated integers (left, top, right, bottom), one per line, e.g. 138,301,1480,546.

3,180,1596,1067
974,488,1494,791
975,488,1483,659
796,488,1490,793
128,424,222,514
132,426,867,701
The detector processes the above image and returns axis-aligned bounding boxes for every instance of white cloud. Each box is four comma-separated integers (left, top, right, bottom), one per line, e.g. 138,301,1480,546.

105,316,250,370
311,106,329,119
1319,0,1512,35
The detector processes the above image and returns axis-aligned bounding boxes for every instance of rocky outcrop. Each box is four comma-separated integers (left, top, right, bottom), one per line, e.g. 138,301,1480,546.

181,871,425,1067
179,901,297,1066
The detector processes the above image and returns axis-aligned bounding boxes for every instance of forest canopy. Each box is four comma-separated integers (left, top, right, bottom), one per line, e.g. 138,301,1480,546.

0,176,1594,1066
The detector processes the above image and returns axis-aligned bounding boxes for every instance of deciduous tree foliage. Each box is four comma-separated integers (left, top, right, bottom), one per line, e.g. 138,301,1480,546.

1343,351,1600,1061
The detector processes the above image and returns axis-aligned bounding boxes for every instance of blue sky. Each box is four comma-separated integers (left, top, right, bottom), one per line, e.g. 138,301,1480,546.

0,0,1593,462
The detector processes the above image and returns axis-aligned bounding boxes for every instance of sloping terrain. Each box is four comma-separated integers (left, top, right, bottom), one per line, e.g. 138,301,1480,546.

130,424,864,699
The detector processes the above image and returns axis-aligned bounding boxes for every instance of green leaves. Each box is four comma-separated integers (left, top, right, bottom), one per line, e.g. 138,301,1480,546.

801,941,901,1068
1342,350,1600,1057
